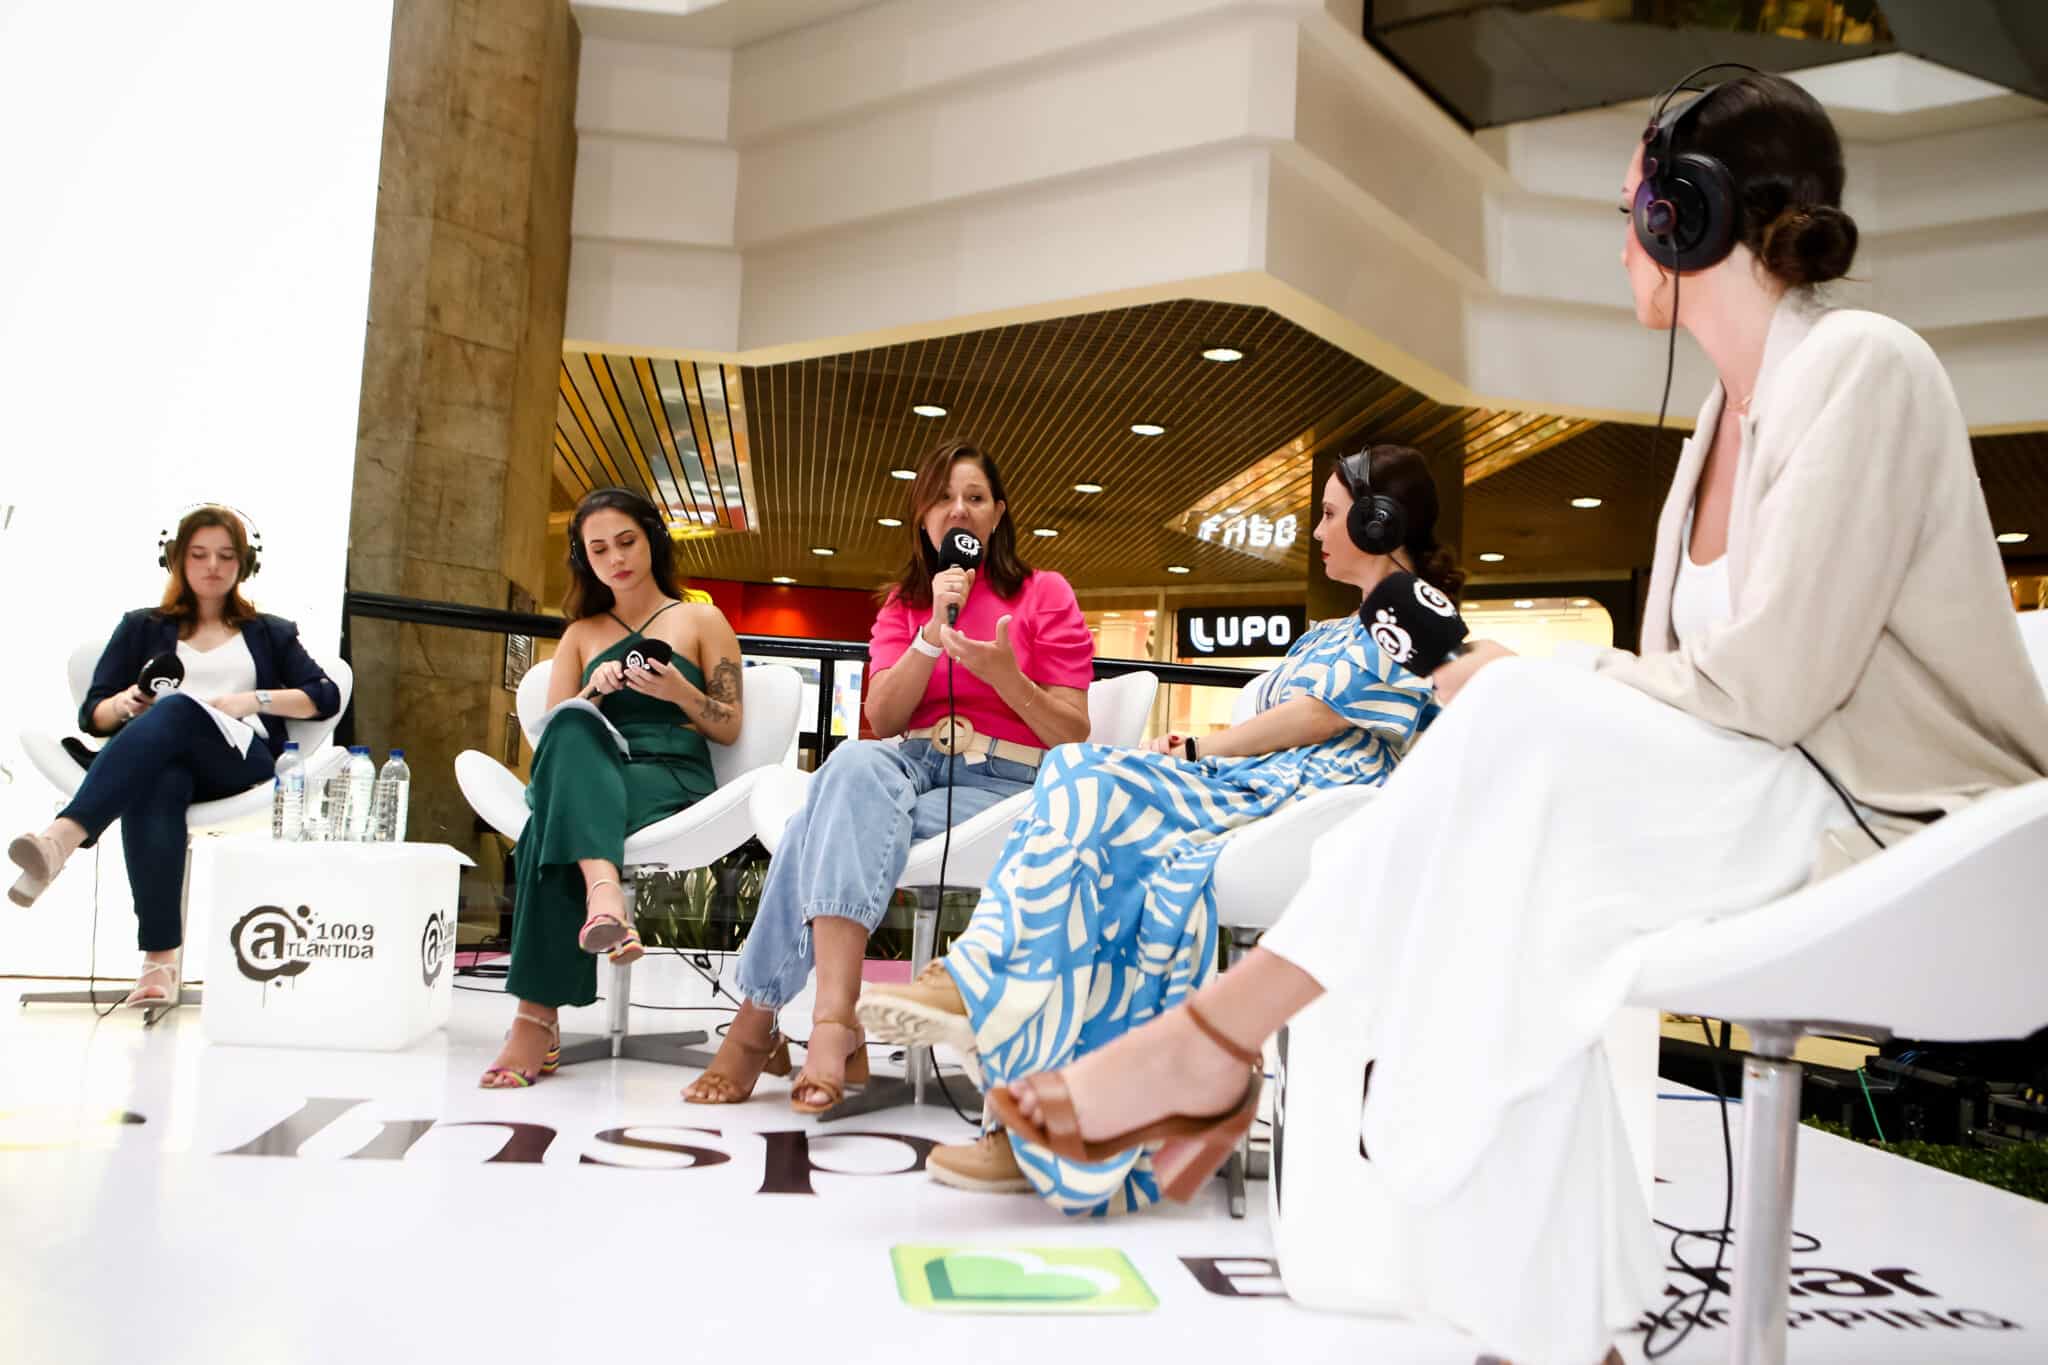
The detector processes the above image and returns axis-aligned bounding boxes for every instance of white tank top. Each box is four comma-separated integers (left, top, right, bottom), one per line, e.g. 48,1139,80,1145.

1671,508,1732,648
176,632,262,756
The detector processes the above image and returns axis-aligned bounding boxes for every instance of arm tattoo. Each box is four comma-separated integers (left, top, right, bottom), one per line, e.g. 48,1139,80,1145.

695,658,742,727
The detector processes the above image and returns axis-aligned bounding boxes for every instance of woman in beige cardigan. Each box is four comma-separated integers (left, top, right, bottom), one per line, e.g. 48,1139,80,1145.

982,72,2048,1365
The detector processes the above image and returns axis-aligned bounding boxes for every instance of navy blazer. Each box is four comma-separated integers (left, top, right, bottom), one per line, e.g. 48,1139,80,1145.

81,610,342,756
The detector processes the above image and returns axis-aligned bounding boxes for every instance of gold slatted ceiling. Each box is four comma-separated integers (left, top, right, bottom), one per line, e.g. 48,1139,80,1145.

554,355,760,535
554,303,2048,588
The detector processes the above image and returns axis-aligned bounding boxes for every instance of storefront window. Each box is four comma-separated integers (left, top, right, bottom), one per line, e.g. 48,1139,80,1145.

1462,595,1615,658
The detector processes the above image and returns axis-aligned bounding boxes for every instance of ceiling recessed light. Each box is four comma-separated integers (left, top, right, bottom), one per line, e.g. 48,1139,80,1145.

1142,609,1157,618
1201,346,1246,363
1166,564,1191,574
1103,612,1122,619
772,576,796,585
912,404,948,418
1478,552,1506,563
889,468,916,481
1997,531,2030,544
1570,497,1603,509
1073,482,1104,495
876,516,903,527
1513,599,1535,609
811,547,836,557
1033,527,1059,538
1131,423,1166,437
1571,598,1593,607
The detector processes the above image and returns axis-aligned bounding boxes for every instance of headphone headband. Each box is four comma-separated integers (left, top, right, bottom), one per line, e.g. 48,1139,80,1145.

1633,63,1759,274
158,502,264,578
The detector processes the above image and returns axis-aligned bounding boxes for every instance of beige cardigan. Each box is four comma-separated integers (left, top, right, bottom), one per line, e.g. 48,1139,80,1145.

1594,292,2048,818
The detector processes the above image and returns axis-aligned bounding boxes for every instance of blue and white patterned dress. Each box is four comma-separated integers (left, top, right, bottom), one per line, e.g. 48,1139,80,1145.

943,613,1438,1215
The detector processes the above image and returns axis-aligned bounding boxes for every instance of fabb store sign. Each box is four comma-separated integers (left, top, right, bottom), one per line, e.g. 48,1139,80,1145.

1176,605,1308,659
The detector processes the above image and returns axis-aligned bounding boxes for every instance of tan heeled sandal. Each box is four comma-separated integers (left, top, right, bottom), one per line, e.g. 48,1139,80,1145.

789,1018,870,1115
121,958,179,1009
987,1001,1263,1204
682,1027,793,1105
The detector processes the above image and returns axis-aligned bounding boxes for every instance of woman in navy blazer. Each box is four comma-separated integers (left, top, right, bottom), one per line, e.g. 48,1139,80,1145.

7,507,340,1006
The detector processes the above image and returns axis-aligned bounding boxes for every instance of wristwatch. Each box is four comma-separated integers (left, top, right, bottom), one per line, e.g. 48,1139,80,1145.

255,690,274,713
909,625,944,658
1182,736,1199,762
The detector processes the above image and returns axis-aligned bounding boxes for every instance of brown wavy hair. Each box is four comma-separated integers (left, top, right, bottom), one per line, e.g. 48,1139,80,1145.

883,440,1031,609
562,487,686,621
1335,444,1466,600
158,506,258,634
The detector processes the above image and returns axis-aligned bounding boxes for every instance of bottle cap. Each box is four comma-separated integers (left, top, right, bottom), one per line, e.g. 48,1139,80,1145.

390,749,405,757
283,741,299,751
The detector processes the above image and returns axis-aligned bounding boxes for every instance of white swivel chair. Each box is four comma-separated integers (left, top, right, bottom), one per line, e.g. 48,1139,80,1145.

1624,607,2048,1365
455,659,802,1068
1218,615,2048,1365
18,640,354,1025
748,668,1160,1118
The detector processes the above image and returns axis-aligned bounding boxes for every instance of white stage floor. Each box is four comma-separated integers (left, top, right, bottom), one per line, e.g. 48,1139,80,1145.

3,965,2043,1365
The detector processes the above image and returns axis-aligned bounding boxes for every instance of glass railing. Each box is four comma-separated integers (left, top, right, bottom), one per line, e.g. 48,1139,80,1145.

340,592,1260,963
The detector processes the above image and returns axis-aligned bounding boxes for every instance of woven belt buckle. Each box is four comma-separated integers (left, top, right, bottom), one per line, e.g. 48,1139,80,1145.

929,715,977,756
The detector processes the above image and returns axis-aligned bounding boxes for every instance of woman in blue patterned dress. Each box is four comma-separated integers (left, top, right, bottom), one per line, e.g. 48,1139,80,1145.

859,444,1459,1213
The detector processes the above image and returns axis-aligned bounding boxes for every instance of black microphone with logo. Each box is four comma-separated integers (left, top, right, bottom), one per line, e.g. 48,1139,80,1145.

622,637,673,674
1358,572,1469,677
138,652,186,697
936,527,984,625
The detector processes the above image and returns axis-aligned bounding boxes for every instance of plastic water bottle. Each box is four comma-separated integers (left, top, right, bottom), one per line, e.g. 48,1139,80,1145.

271,743,304,841
373,750,411,843
345,746,376,841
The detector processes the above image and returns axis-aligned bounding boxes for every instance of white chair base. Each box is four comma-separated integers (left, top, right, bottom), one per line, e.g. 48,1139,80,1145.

1725,1022,1807,1365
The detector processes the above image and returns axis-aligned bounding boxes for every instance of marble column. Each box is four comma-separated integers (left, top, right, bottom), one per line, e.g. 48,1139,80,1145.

347,0,578,856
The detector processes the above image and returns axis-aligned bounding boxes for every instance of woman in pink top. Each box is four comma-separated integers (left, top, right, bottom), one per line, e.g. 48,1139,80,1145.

685,440,1094,1111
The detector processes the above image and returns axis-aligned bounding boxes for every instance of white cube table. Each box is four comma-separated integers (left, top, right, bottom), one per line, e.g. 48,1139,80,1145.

192,835,472,1051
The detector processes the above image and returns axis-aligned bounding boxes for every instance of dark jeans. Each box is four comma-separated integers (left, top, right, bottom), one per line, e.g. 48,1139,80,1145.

59,692,276,951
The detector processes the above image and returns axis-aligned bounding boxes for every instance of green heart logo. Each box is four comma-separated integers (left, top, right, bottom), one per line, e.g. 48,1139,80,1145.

925,1251,1119,1303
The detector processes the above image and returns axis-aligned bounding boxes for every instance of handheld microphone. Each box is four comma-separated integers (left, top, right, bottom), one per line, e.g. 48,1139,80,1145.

936,527,985,626
138,652,186,697
1358,572,1468,676
624,637,674,673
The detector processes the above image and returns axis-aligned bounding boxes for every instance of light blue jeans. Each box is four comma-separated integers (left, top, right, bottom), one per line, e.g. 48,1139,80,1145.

734,737,1038,1009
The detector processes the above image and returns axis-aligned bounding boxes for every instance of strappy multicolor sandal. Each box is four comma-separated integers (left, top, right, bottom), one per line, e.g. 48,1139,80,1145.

478,1004,563,1089
577,876,643,966
682,1026,793,1104
790,1017,871,1116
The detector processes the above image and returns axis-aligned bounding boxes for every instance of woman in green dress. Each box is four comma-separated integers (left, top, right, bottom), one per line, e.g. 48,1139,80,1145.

480,487,747,1088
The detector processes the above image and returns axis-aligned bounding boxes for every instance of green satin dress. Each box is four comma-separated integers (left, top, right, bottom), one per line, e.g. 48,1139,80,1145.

506,609,717,1007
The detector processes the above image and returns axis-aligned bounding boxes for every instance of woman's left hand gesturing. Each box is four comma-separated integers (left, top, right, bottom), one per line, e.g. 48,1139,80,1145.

624,657,695,709
938,615,1021,685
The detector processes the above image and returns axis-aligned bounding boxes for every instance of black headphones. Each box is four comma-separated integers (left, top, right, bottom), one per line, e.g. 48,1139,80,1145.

1633,63,1758,273
569,488,670,571
157,503,263,578
1338,449,1407,556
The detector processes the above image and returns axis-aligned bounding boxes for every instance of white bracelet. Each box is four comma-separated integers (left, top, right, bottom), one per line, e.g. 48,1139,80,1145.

909,626,943,658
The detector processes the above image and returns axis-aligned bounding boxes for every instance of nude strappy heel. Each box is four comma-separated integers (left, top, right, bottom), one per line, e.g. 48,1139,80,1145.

478,1005,563,1089
789,1018,871,1115
7,832,68,908
121,958,179,1009
576,877,643,965
987,1001,1263,1203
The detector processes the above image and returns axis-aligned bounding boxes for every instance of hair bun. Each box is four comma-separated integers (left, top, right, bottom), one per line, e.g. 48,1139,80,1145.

1760,204,1858,286
1418,543,1466,601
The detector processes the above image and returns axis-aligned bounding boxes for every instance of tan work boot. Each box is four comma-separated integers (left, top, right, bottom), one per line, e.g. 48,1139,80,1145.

857,958,976,1057
928,1130,1032,1194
